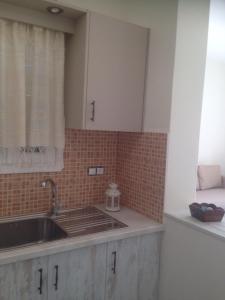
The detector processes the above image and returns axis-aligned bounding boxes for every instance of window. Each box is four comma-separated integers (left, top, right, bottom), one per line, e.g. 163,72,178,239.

0,19,65,173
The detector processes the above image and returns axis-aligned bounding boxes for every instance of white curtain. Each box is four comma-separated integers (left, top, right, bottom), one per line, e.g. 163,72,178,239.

26,25,65,148
0,19,27,147
0,19,65,172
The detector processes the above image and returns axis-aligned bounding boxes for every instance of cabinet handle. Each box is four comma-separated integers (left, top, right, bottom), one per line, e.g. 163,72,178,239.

38,268,43,295
54,265,59,291
90,100,95,121
112,251,117,274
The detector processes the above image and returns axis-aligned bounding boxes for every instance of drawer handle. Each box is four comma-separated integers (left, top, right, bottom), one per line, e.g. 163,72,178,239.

38,268,43,295
90,100,95,121
54,265,59,291
112,251,117,274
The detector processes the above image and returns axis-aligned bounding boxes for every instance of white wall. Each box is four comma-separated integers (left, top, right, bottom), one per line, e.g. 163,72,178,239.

207,0,225,62
49,0,178,132
199,59,225,174
198,0,225,174
160,216,225,300
164,0,210,212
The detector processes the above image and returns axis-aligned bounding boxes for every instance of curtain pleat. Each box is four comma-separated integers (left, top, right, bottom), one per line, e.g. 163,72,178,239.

28,26,65,148
0,19,27,147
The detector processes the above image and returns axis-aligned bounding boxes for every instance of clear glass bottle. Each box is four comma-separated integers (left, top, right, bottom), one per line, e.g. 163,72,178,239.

105,183,121,212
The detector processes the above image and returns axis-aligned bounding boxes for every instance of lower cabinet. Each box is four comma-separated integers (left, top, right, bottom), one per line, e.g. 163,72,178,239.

105,233,160,300
48,243,107,300
0,256,48,300
0,233,161,300
137,234,160,300
0,261,17,300
106,237,139,300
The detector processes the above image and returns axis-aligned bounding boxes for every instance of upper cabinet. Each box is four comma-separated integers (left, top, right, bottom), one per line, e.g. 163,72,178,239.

65,12,149,132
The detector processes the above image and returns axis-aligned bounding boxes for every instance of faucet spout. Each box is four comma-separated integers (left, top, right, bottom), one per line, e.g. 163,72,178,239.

40,178,61,217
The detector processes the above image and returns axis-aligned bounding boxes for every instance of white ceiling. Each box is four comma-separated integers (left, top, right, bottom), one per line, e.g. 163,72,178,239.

0,0,85,19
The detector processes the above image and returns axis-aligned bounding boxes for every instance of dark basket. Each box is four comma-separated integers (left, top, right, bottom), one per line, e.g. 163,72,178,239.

189,203,225,222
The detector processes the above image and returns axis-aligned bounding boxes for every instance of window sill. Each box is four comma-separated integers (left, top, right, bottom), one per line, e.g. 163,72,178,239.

165,210,225,243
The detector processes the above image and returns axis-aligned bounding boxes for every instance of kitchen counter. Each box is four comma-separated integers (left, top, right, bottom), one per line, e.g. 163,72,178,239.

0,205,163,266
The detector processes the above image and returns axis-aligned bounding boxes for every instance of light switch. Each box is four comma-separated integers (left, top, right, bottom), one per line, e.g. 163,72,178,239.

96,166,104,175
88,167,96,176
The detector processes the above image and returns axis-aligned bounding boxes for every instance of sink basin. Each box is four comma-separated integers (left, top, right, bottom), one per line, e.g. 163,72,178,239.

0,217,67,250
0,207,127,250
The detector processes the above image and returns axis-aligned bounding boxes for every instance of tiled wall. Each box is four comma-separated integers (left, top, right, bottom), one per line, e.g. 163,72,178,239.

117,132,167,223
0,129,167,222
0,129,118,217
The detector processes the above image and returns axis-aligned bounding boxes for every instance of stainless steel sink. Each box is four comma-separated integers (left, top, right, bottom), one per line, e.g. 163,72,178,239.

0,217,67,250
0,207,127,251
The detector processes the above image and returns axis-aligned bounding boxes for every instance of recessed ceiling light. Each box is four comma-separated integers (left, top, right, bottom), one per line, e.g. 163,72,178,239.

47,6,64,15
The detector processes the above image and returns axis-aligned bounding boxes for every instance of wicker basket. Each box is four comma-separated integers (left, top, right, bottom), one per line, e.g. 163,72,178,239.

189,203,225,222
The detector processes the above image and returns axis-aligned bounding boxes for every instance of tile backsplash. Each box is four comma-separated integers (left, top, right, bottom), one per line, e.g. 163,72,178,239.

0,129,118,217
117,132,167,223
0,129,167,222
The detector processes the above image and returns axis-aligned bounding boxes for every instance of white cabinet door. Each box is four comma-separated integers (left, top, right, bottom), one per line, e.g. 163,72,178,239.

137,233,161,300
0,262,17,300
105,237,139,300
86,12,148,132
0,256,48,300
16,256,48,300
48,243,107,300
105,234,161,300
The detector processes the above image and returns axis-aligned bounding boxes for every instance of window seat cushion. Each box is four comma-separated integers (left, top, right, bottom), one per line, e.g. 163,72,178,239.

198,165,222,190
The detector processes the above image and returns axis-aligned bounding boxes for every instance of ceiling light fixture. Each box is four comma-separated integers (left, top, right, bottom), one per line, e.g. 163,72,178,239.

47,6,64,15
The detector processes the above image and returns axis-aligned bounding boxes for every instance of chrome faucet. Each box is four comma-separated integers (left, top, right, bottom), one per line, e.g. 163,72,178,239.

40,178,61,217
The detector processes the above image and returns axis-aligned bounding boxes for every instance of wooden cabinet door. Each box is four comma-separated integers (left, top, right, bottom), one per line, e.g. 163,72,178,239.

0,262,17,300
16,256,48,300
105,237,139,300
86,12,148,132
48,243,107,300
0,256,48,300
105,234,161,300
137,233,161,300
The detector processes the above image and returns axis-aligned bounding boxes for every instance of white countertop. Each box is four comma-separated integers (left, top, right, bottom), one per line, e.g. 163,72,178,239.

166,210,225,242
0,205,163,266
